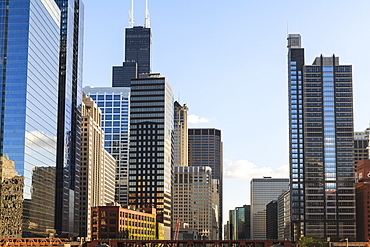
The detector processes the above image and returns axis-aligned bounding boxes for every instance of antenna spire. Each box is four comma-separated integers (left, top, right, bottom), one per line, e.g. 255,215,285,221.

145,0,150,28
128,0,134,28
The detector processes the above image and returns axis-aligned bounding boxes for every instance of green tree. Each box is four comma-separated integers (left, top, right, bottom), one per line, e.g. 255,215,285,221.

297,236,329,247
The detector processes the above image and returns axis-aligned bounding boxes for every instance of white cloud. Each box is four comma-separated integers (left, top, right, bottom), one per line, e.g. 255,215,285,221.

26,130,57,151
224,159,289,179
188,114,210,124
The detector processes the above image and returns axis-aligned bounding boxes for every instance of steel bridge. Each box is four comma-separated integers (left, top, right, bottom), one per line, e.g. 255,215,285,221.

85,240,295,247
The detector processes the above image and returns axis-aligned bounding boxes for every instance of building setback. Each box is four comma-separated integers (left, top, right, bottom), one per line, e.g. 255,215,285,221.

128,73,174,239
173,166,214,239
188,128,223,239
0,0,60,238
250,177,289,239
84,87,131,206
288,34,356,241
112,26,151,87
54,0,84,238
79,94,116,239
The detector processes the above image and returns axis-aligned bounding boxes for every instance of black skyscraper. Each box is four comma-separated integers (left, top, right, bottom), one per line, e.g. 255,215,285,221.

54,0,84,238
112,26,151,87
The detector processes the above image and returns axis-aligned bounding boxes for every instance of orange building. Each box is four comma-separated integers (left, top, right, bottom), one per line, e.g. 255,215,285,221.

91,203,158,240
356,159,370,241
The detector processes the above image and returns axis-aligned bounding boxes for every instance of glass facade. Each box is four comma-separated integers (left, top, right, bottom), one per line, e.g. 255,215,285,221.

54,0,84,238
287,34,305,240
83,87,131,206
128,73,173,239
288,34,356,241
0,0,60,237
250,178,289,239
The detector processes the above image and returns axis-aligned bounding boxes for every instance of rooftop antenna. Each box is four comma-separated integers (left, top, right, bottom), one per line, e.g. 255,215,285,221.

128,0,134,28
145,0,150,28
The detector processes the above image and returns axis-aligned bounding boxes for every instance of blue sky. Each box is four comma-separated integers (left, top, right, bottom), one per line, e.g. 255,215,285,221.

83,1,370,224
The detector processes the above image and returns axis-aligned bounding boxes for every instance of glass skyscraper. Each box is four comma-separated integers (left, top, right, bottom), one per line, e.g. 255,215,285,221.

250,177,289,239
112,26,151,87
0,0,60,237
83,87,131,206
54,0,84,238
288,34,356,241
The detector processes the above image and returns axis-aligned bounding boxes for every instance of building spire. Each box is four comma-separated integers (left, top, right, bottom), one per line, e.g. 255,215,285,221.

145,0,150,28
128,0,134,28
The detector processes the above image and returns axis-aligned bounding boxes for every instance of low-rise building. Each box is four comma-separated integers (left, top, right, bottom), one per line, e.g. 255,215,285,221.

91,203,157,240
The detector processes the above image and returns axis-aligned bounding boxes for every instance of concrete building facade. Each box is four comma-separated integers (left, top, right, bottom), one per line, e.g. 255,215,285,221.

79,94,116,238
188,128,223,239
173,166,214,239
173,101,188,167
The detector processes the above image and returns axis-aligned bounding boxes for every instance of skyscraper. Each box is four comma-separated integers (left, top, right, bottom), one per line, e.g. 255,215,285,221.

54,0,84,238
128,73,174,239
228,205,250,240
173,166,214,239
188,128,223,239
0,0,60,237
83,87,131,206
250,177,289,239
288,34,356,241
112,4,151,87
79,94,116,238
173,101,188,167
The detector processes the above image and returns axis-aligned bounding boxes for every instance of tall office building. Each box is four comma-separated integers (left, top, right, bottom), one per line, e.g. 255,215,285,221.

354,130,369,165
250,177,289,239
0,0,60,237
112,7,151,87
173,101,188,167
173,166,214,239
54,0,84,238
79,94,116,238
228,205,250,240
188,128,223,239
288,34,356,241
128,73,174,239
83,87,131,206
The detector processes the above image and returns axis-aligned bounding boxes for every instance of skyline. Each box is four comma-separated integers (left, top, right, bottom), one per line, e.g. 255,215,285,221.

83,0,370,223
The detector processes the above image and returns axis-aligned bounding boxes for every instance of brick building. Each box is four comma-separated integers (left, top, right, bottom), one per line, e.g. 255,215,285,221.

91,203,157,240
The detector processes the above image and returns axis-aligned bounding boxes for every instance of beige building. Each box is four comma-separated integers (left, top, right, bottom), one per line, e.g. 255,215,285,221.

173,101,188,167
0,156,24,238
173,166,214,239
79,94,116,239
